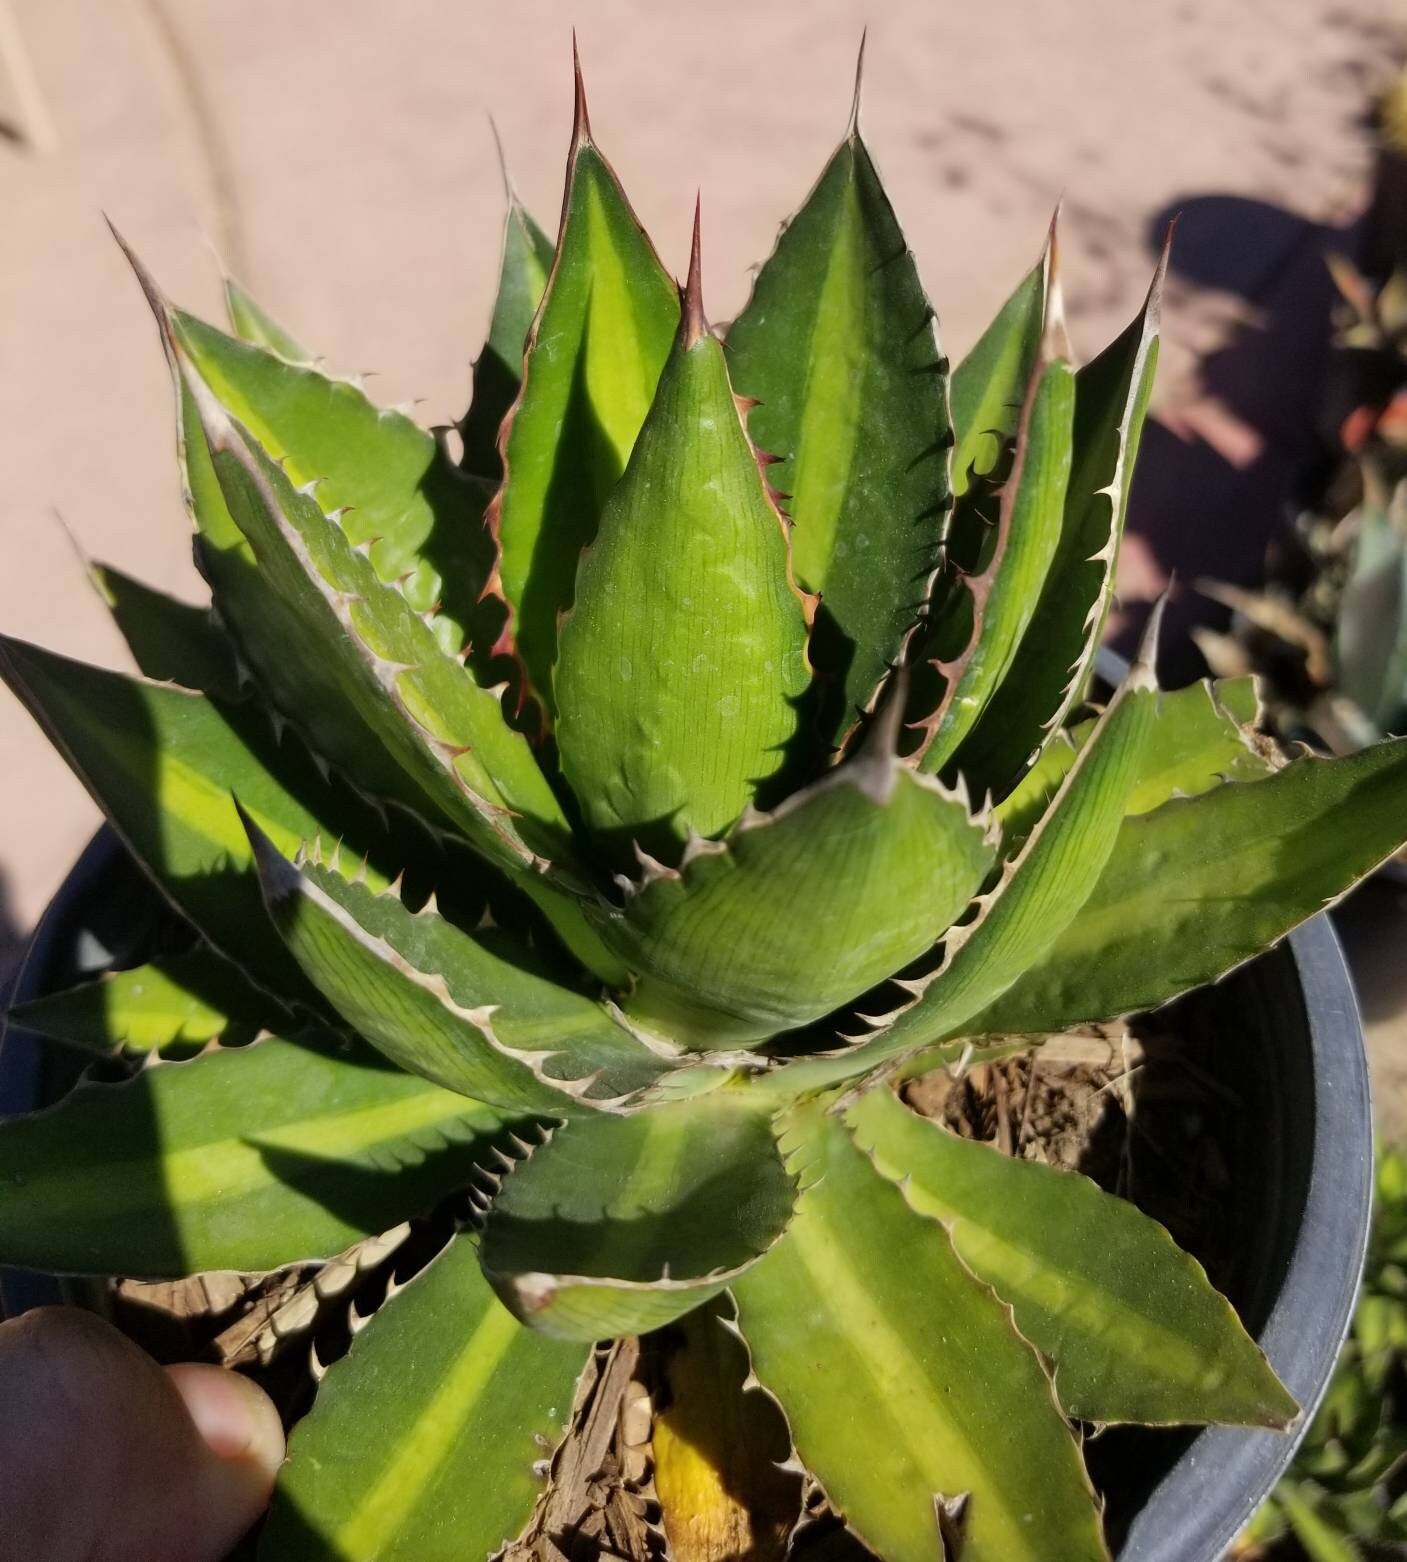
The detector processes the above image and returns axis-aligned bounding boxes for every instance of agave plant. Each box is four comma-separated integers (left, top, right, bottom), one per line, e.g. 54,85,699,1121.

5,45,1407,1562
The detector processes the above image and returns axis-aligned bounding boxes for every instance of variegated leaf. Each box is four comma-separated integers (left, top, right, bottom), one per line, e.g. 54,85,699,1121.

764,620,1161,1100
8,947,272,1054
0,1032,505,1276
243,821,675,1113
911,340,1076,774
955,246,1167,797
995,676,1273,845
459,190,555,482
948,225,1052,498
489,58,680,706
88,562,242,702
259,1232,589,1561
168,307,488,656
222,275,313,364
0,636,397,1001
109,224,492,662
478,1092,795,1340
848,1084,1297,1427
555,219,811,849
724,92,951,741
731,1103,1108,1562
971,732,1407,1035
181,355,572,871
605,696,995,1048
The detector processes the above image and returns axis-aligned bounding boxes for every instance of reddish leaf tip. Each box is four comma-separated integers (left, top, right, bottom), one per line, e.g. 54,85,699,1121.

1043,197,1063,275
1147,216,1177,319
572,32,592,146
682,193,708,347
1042,202,1073,363
105,218,175,337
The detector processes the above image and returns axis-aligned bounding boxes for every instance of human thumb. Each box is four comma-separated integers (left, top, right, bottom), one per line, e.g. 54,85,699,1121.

0,1306,285,1562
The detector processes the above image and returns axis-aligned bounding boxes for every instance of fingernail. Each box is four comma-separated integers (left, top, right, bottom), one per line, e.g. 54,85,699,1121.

167,1364,285,1477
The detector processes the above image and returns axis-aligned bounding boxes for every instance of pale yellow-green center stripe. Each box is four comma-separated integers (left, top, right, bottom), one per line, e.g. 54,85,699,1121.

583,172,655,467
786,1185,1037,1559
332,1299,522,1555
37,1090,466,1215
788,167,866,595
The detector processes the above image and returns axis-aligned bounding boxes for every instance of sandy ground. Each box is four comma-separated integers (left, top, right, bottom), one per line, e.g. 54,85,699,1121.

0,0,1403,1122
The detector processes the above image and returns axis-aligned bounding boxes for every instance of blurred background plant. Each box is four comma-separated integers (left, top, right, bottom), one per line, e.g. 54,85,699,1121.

1234,1146,1407,1561
1196,67,1407,759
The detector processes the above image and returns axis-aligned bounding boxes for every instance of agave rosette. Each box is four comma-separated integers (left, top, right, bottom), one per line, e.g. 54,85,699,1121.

5,46,1407,1562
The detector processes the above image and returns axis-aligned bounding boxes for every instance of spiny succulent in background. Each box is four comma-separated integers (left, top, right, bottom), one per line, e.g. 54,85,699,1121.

4,42,1407,1562
1198,258,1407,754
1235,1148,1407,1561
1197,70,1407,759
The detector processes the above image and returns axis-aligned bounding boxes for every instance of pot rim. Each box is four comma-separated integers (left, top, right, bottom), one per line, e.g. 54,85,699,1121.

1090,644,1374,1556
1118,912,1373,1560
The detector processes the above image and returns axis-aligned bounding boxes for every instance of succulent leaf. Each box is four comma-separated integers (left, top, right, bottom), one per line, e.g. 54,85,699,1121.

9,947,272,1054
1334,496,1407,733
222,275,313,365
459,191,556,482
971,732,1407,1035
478,1092,796,1340
490,65,681,706
911,347,1077,773
1271,1484,1366,1562
724,122,951,741
0,1032,506,1276
171,360,440,813
854,634,1157,1064
995,675,1273,845
956,249,1166,796
555,224,812,849
181,356,577,881
766,632,1160,1100
88,562,243,702
730,1102,1108,1562
607,702,996,1048
948,229,1052,498
259,1231,589,1562
847,1084,1298,1427
168,308,489,654
0,637,398,1001
111,227,492,666
244,828,676,1113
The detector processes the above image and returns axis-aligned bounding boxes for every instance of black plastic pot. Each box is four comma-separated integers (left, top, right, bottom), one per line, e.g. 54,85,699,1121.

0,824,1375,1562
0,829,161,1317
1106,913,1372,1558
